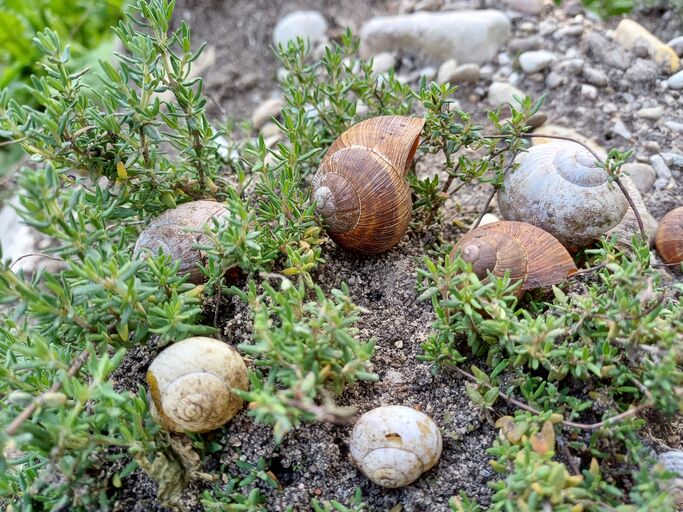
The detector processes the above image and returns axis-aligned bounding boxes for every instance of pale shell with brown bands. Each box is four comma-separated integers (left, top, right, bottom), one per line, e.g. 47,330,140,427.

134,200,229,283
312,116,425,254
655,207,683,264
147,337,248,433
451,221,577,295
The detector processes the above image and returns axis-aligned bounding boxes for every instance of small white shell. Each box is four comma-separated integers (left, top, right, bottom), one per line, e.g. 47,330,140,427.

147,337,248,433
498,141,629,249
659,451,683,508
350,405,442,488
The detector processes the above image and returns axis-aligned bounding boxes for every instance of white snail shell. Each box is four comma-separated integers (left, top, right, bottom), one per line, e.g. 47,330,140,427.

350,405,442,488
146,337,248,433
659,451,683,508
498,142,629,249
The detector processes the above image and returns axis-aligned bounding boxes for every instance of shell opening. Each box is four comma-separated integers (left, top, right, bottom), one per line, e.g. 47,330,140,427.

374,468,407,488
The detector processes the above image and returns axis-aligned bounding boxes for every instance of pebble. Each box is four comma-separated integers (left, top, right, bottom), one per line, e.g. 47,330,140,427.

519,50,555,73
546,71,564,88
251,97,282,129
553,24,583,40
644,140,660,153
562,58,585,75
503,0,545,15
526,111,548,128
371,52,396,75
581,84,597,99
614,19,680,73
612,119,632,139
665,121,683,133
625,59,658,83
448,63,481,84
602,102,617,114
360,10,511,64
636,106,664,120
661,152,683,168
653,177,671,190
272,11,328,46
487,81,525,107
667,70,683,90
650,154,672,180
508,36,542,53
582,66,608,87
622,163,656,194
437,59,458,83
667,36,683,57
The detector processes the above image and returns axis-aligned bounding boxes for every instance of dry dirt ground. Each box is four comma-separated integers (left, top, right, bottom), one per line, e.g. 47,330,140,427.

106,0,683,510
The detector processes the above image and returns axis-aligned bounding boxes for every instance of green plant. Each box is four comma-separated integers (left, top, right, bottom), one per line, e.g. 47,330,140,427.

310,487,370,512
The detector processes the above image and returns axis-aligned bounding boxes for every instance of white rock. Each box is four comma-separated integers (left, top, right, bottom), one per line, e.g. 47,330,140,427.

636,106,664,120
503,0,545,15
371,52,396,75
612,119,632,140
437,59,458,83
360,10,511,65
251,98,282,129
667,70,683,90
667,36,683,57
614,19,680,73
661,152,683,168
518,50,555,73
472,213,500,228
650,154,672,180
666,121,683,133
487,81,525,108
622,163,656,194
439,61,480,84
581,84,598,99
273,11,328,47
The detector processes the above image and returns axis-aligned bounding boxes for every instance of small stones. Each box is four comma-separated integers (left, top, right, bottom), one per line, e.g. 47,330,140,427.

436,59,458,83
613,19,680,73
582,66,608,87
508,36,542,53
667,36,683,57
371,52,396,76
581,84,597,99
526,111,548,128
665,121,683,133
611,119,632,140
622,163,656,194
487,81,525,108
251,98,282,129
624,59,658,83
503,0,546,15
273,11,328,47
518,50,555,73
439,63,480,84
662,152,683,168
667,70,683,90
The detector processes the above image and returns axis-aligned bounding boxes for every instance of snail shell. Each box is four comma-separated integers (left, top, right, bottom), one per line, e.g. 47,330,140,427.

655,207,683,264
312,116,425,254
134,200,229,283
498,142,629,249
451,221,577,295
350,405,442,488
658,451,683,508
146,337,248,433
604,176,658,250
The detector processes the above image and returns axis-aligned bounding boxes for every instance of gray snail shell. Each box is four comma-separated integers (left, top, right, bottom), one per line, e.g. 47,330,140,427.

147,337,248,433
498,142,629,249
658,451,683,508
312,116,425,254
134,200,229,283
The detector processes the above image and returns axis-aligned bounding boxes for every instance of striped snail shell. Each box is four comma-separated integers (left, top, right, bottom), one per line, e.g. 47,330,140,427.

146,337,248,433
498,142,629,249
312,116,425,254
451,221,577,295
134,200,229,284
655,207,683,264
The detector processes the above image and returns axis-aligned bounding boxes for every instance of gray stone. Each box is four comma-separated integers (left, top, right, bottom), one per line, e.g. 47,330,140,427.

371,52,396,75
503,0,545,15
553,24,583,40
582,66,608,87
661,152,683,168
650,154,672,180
526,111,548,128
602,49,631,70
448,63,481,84
273,11,328,46
636,106,664,120
632,39,652,58
612,119,632,140
667,36,683,57
625,59,658,83
360,10,511,64
488,81,525,107
653,177,670,190
665,121,683,133
644,140,660,153
562,58,585,75
581,84,598,99
546,71,564,88
251,97,282,129
436,59,458,83
623,163,656,194
518,50,555,73
667,70,683,90
508,36,542,53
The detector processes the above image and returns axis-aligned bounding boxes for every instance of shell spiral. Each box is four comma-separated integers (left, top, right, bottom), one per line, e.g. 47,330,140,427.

498,142,628,249
146,337,248,433
312,116,425,254
349,405,442,488
655,207,683,264
134,200,230,283
451,221,577,295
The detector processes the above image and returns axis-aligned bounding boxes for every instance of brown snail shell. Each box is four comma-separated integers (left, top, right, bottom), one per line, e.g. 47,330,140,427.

312,116,425,254
134,200,229,283
655,207,683,264
147,337,248,433
451,221,577,295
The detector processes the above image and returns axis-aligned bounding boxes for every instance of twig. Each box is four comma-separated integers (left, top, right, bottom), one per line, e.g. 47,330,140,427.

452,364,649,431
613,176,646,241
557,436,580,475
0,137,27,148
485,133,602,162
568,263,607,279
10,253,65,270
5,349,90,436
471,148,520,231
